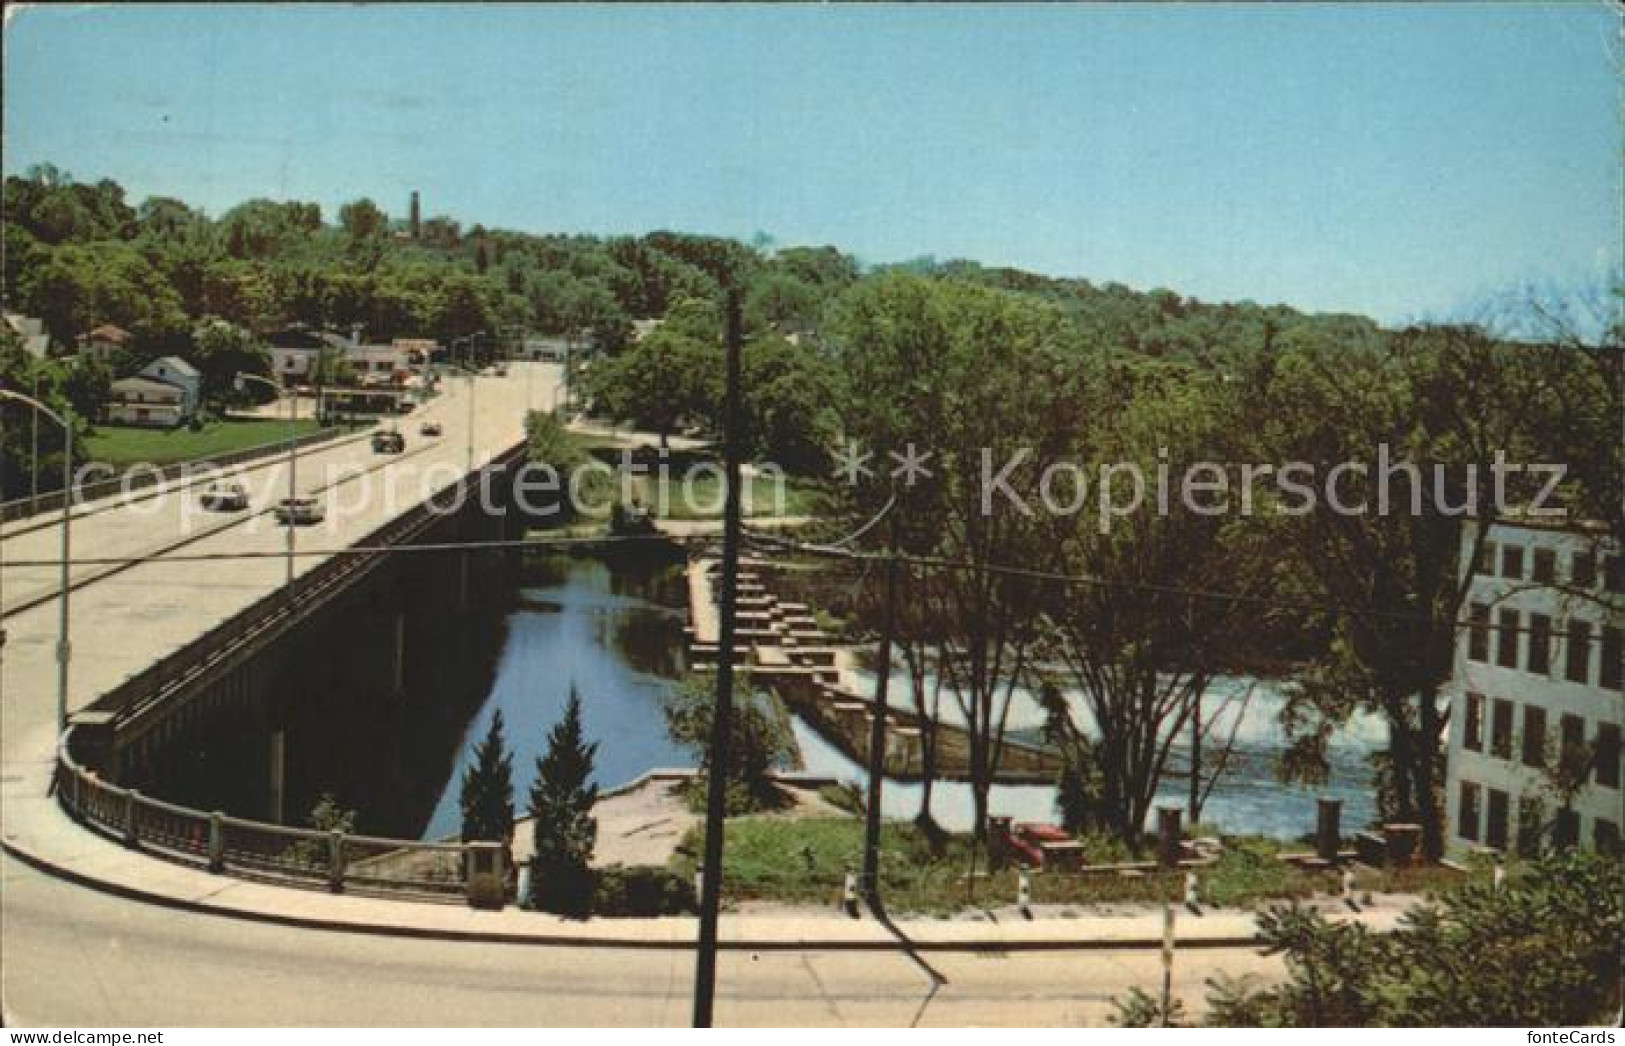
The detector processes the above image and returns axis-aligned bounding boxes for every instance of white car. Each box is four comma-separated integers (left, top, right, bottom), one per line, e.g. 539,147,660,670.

273,497,325,526
199,481,249,512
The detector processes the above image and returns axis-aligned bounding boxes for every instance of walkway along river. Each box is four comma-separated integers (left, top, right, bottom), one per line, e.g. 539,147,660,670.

420,551,1381,842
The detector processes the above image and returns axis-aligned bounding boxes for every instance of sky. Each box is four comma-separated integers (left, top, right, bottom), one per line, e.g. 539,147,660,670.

3,2,1619,324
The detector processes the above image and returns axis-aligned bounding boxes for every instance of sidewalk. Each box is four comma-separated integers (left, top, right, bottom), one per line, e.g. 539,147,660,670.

1,754,1412,951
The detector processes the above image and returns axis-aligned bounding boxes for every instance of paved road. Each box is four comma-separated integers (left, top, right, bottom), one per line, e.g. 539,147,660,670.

1,365,557,773
0,853,1277,1026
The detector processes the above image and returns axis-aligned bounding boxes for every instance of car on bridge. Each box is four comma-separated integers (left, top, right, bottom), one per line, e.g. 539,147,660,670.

419,420,443,437
372,429,406,454
272,496,325,526
198,481,250,512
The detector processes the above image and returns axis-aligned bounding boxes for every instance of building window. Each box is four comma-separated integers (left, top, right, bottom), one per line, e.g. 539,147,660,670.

1491,699,1514,760
1517,795,1545,857
1596,819,1621,856
1528,614,1552,675
1522,705,1547,768
1597,723,1621,789
1486,789,1509,850
1532,547,1556,584
1573,550,1597,588
1458,781,1481,842
1606,554,1625,595
1560,714,1585,770
1496,608,1520,668
1468,602,1490,662
1464,692,1484,752
1500,544,1524,580
1553,808,1579,850
1602,627,1623,691
1565,620,1593,684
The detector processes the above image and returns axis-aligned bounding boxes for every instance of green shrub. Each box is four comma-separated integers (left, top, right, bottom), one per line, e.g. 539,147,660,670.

818,781,865,816
594,865,697,917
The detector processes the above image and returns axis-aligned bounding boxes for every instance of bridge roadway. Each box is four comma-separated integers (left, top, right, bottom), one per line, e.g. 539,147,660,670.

0,364,556,828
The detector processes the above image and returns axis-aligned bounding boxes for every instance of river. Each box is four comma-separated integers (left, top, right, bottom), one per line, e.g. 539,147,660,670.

422,551,1382,841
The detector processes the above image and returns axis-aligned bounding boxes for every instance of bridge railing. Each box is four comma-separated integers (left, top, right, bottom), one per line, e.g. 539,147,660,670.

56,738,506,905
107,440,530,742
1,425,355,523
52,440,531,907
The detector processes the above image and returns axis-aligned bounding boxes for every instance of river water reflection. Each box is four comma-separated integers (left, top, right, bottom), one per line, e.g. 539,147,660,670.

423,552,1381,840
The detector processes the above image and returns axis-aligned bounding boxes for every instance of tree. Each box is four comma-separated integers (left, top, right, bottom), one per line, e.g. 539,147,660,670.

529,689,599,916
1196,853,1622,1027
1260,325,1589,858
585,327,716,447
1040,684,1109,835
19,242,189,350
338,198,388,241
831,273,1076,846
738,335,839,473
190,316,271,407
459,709,516,844
1041,367,1271,847
662,677,794,811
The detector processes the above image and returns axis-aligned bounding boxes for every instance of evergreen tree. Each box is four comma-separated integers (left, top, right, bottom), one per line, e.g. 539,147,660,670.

458,709,515,843
529,688,599,915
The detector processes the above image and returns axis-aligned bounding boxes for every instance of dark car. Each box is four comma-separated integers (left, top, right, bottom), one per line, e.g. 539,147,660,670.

372,430,406,454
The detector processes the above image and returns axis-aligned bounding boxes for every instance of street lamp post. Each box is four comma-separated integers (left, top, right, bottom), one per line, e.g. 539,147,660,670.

438,363,479,473
235,373,298,600
0,388,75,734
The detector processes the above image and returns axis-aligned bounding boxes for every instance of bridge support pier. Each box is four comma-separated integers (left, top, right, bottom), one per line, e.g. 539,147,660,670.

268,729,286,824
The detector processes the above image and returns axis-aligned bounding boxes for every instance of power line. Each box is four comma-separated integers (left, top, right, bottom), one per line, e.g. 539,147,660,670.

2,523,1619,641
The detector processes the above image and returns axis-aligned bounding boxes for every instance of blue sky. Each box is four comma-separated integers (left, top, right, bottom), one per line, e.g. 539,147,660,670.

3,3,1618,323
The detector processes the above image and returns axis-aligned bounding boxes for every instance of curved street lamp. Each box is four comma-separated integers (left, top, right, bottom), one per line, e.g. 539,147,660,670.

235,373,298,600
0,388,75,733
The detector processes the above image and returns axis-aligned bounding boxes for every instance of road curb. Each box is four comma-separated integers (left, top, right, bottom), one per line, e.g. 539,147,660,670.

1,835,1265,953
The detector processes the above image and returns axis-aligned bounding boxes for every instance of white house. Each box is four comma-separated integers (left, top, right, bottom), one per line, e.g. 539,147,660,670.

3,311,52,359
105,376,185,428
267,328,355,384
139,356,202,417
1444,519,1623,856
349,343,417,383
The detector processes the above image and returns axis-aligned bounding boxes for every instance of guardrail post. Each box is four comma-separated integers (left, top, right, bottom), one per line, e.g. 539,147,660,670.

328,830,346,893
1184,870,1200,912
465,841,504,909
1017,868,1033,913
124,789,140,848
208,812,225,873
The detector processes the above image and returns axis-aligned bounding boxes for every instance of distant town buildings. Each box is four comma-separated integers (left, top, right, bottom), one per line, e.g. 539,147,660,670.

1445,519,1623,856
106,356,201,427
3,311,52,359
75,323,132,363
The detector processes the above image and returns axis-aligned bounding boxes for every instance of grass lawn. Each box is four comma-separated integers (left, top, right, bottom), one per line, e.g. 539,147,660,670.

673,817,1482,915
83,417,328,467
644,472,829,520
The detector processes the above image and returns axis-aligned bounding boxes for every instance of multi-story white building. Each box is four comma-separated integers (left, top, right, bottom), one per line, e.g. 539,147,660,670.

1445,519,1623,856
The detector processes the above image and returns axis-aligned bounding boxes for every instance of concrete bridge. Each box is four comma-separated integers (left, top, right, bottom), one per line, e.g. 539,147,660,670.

1,365,560,891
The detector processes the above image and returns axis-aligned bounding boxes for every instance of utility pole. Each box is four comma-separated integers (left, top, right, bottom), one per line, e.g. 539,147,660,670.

29,370,39,504
861,508,901,905
692,288,744,1029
